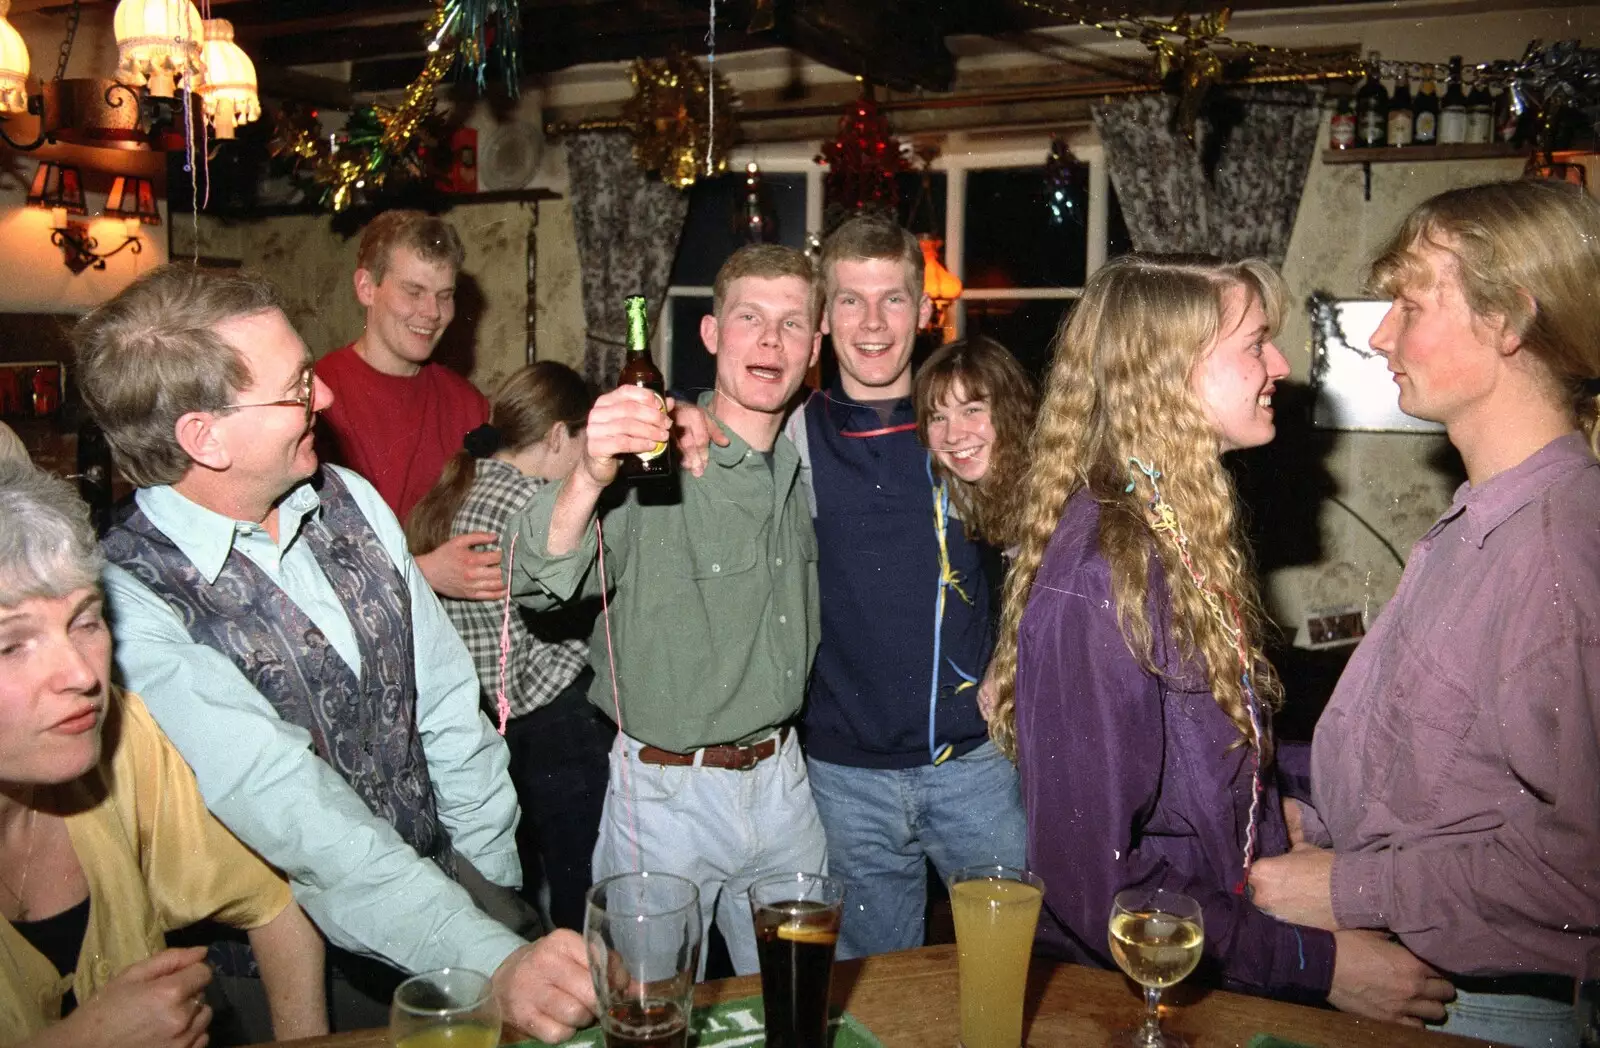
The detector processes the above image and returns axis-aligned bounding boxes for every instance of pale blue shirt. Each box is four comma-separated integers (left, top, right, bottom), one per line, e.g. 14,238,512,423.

101,466,527,977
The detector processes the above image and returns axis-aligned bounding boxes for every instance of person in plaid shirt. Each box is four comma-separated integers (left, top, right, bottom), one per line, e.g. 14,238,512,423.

407,361,613,932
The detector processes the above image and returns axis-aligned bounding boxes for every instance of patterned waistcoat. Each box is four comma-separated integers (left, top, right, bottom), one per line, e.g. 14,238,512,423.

102,469,453,872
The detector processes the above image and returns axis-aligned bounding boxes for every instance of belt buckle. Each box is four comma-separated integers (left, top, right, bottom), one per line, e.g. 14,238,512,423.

730,746,759,771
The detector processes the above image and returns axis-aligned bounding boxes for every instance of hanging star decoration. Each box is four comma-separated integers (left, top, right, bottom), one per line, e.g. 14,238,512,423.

618,49,738,189
1043,136,1087,227
1159,9,1230,141
817,88,905,223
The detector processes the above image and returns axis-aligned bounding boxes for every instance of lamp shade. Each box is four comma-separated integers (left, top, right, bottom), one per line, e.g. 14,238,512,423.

27,162,87,215
0,0,29,116
919,235,963,304
105,175,162,225
197,19,257,139
114,0,205,99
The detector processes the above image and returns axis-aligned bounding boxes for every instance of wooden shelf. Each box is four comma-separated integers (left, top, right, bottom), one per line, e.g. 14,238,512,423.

1322,143,1525,164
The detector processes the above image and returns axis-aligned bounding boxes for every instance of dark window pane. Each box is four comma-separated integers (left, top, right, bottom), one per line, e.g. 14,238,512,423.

964,299,1074,379
965,167,1088,289
668,296,716,397
669,173,807,286
896,170,946,235
1108,182,1133,259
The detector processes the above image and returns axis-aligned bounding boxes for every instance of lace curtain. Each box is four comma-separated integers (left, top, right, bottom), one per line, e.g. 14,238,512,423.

566,132,689,387
1091,86,1324,267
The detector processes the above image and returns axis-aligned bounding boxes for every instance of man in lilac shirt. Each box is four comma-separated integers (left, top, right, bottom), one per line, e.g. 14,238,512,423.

1250,180,1600,1047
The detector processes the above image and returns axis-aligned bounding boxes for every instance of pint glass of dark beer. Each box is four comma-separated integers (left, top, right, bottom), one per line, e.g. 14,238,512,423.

584,872,702,1048
749,872,845,1048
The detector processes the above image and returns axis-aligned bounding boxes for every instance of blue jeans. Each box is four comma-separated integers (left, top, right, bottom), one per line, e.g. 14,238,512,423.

806,741,1027,960
1435,989,1577,1048
593,730,827,978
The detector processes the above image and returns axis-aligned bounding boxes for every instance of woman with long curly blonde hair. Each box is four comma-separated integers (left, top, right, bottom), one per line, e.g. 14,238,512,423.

989,254,1435,1013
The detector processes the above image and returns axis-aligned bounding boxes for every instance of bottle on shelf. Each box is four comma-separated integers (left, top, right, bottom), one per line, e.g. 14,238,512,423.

1494,83,1524,145
1329,95,1356,150
1413,65,1440,146
1438,56,1468,145
1387,67,1415,147
615,295,675,481
1465,71,1493,144
1355,52,1388,148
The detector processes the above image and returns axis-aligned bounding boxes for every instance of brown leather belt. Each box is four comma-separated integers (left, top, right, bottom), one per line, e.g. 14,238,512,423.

637,727,790,771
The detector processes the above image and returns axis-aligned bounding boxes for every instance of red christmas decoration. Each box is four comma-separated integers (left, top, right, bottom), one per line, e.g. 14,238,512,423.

817,89,905,221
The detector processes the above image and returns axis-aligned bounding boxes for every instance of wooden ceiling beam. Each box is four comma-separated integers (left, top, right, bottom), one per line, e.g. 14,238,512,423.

229,0,433,38
253,23,431,67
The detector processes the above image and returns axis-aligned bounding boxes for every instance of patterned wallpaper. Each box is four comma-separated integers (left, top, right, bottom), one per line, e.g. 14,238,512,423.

1265,140,1530,638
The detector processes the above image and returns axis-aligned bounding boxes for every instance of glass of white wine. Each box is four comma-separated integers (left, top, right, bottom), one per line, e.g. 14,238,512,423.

390,967,502,1048
1107,888,1204,1048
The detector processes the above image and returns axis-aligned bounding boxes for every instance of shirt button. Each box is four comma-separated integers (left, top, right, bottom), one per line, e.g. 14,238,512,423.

779,615,787,624
775,557,783,566
711,564,721,573
786,669,794,678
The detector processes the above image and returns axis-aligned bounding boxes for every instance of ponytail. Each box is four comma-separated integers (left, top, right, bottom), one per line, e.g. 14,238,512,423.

405,447,481,555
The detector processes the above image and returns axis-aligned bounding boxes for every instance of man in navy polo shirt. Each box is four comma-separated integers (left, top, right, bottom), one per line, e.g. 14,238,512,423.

787,216,1026,958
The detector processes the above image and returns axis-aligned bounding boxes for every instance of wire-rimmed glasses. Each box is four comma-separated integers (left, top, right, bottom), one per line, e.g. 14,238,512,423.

219,366,316,430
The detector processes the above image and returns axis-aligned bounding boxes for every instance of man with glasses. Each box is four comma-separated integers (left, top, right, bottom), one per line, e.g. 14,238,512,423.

75,265,597,1043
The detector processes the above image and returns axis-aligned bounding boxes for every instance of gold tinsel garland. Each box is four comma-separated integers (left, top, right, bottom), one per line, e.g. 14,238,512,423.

545,50,738,189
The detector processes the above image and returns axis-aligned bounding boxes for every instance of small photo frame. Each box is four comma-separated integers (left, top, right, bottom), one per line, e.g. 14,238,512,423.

0,361,66,420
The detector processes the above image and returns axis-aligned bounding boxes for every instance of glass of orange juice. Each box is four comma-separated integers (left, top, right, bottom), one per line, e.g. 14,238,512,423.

949,865,1046,1048
389,968,500,1048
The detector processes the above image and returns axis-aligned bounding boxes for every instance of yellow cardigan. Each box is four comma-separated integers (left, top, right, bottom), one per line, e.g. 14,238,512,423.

0,689,292,1041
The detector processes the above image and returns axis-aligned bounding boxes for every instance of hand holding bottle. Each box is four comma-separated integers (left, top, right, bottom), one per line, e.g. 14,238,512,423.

578,386,676,489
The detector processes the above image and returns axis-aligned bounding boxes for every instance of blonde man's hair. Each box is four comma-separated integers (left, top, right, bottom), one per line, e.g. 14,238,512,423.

356,210,465,282
74,265,282,488
1368,179,1600,455
712,243,822,323
819,215,923,299
989,254,1286,761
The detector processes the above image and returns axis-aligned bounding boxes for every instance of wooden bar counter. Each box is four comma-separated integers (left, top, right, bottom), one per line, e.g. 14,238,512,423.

268,943,1493,1048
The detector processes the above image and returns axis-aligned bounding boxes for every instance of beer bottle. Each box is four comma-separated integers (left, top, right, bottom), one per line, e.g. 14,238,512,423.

1387,69,1414,147
1439,56,1468,145
1494,84,1524,145
1413,66,1439,146
1329,95,1356,150
616,294,674,480
1355,52,1388,148
1465,73,1493,144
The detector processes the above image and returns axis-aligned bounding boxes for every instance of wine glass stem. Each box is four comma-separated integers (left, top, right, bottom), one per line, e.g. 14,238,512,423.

1140,985,1164,1046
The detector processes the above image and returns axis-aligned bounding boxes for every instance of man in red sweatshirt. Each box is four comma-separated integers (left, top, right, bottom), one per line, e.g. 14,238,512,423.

316,210,503,600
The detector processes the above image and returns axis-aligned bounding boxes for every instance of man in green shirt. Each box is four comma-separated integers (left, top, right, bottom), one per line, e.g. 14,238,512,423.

508,244,825,976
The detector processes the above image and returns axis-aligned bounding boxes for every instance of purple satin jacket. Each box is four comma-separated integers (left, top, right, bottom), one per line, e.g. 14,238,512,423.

1015,491,1335,1003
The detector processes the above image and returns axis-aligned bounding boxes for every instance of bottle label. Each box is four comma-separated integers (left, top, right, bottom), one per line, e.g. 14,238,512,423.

1466,112,1493,144
1415,112,1437,141
1439,110,1467,144
1330,113,1356,148
1359,111,1385,145
636,387,668,462
1388,112,1414,144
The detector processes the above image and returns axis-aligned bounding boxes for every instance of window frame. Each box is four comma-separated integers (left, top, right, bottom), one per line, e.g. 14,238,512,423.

660,130,1112,387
